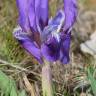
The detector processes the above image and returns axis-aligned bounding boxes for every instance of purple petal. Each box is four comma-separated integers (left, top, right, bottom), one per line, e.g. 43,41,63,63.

35,0,41,20
49,10,65,27
28,0,37,31
13,27,42,63
16,0,29,31
60,33,71,64
64,0,77,31
16,0,36,32
41,10,65,42
40,0,49,26
35,0,42,32
41,35,60,62
34,0,49,32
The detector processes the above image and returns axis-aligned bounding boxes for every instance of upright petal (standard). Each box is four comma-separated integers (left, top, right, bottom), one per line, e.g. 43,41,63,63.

64,0,77,32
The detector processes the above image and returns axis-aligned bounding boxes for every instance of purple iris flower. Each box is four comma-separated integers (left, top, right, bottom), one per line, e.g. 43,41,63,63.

13,0,77,64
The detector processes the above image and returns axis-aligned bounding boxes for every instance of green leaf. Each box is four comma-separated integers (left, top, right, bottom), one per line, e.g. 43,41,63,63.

0,71,10,96
10,80,18,96
0,71,28,96
19,90,27,96
0,71,18,96
87,67,96,96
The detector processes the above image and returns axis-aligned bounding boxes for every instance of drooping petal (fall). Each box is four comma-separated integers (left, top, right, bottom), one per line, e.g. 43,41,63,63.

41,35,60,62
64,0,77,32
13,27,42,63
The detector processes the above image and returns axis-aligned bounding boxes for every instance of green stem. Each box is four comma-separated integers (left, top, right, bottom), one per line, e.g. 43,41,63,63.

42,60,53,96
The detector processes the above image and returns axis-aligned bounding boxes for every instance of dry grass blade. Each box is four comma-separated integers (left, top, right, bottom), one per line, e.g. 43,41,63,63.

0,59,41,77
22,73,36,96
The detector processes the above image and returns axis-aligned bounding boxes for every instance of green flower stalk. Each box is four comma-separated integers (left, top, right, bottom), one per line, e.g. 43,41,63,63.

42,61,53,96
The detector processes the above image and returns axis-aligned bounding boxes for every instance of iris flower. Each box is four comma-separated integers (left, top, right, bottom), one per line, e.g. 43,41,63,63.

13,0,77,64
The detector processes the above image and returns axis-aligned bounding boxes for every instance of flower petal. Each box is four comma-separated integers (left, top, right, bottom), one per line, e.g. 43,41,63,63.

35,0,41,32
49,10,65,27
16,0,36,32
28,0,37,31
16,0,29,31
35,0,49,31
41,10,65,42
13,27,42,63
60,33,71,64
64,0,77,31
41,35,60,62
40,0,49,26
40,0,49,24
